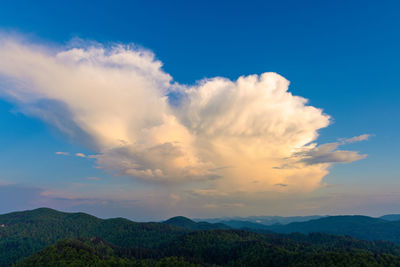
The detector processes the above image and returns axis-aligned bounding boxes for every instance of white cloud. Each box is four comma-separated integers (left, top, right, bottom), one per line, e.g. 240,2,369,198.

55,151,70,156
75,153,86,158
340,134,372,144
0,36,368,193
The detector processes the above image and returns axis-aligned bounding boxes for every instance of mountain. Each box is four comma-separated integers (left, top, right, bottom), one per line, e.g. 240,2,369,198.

263,215,400,244
161,230,400,266
0,207,186,266
164,216,230,230
196,215,325,225
4,208,400,266
216,219,271,230
380,214,400,221
250,215,326,225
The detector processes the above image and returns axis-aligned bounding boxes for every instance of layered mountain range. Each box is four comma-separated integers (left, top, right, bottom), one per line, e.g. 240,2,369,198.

2,208,400,266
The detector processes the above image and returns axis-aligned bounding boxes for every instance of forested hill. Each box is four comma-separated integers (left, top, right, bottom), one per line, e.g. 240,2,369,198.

3,208,400,266
201,214,400,244
164,216,230,230
16,238,201,267
17,233,400,266
262,215,400,244
0,208,186,266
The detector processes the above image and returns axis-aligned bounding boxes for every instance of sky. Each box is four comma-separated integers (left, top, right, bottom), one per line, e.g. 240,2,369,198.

0,0,399,220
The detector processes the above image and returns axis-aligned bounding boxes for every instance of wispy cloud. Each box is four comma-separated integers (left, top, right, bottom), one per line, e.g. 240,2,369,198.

340,134,372,144
75,153,86,158
0,35,368,194
297,142,367,165
55,151,70,156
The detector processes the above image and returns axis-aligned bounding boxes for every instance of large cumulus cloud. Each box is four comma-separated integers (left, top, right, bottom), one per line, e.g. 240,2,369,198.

0,36,367,192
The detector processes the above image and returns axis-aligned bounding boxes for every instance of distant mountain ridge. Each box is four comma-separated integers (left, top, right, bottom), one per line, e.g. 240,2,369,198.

195,215,326,225
380,214,400,221
196,213,400,232
199,214,400,244
217,219,271,230
191,214,400,245
261,215,400,244
164,216,230,230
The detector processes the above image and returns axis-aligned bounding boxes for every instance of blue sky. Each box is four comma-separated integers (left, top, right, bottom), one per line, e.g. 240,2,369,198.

0,0,399,220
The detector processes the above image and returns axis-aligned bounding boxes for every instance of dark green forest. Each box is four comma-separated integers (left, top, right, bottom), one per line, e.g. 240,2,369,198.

262,215,400,244
2,208,400,266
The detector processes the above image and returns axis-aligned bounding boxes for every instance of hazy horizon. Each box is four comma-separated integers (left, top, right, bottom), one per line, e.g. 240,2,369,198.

1,206,398,223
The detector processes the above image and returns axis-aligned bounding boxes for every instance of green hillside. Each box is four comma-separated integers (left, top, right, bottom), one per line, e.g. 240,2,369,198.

264,215,400,244
0,208,185,266
17,232,400,266
3,208,400,266
17,238,200,267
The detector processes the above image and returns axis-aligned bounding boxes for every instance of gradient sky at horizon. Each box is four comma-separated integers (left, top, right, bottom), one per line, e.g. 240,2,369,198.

0,0,399,220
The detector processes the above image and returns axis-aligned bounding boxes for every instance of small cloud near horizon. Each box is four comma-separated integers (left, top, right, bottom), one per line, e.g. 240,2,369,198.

55,151,70,156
